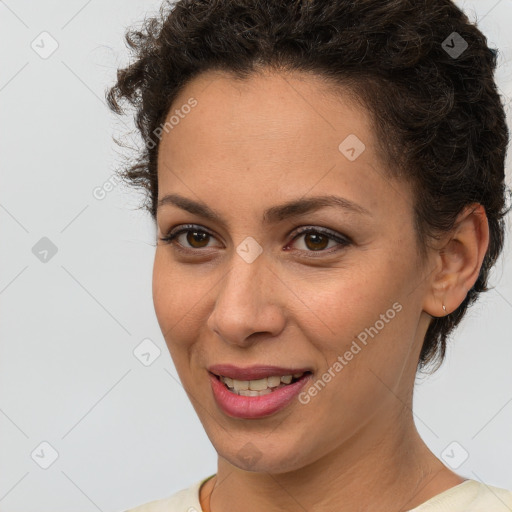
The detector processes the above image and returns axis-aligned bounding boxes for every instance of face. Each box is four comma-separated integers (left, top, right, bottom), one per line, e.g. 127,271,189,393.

153,69,433,474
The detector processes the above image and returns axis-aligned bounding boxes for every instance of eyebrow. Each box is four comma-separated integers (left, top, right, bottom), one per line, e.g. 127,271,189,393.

157,193,371,226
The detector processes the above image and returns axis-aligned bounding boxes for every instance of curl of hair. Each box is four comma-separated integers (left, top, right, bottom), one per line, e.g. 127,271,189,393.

106,0,511,373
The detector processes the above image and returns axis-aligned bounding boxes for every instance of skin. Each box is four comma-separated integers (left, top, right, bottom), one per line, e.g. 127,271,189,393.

152,68,489,512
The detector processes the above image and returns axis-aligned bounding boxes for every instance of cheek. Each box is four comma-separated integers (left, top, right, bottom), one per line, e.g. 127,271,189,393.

295,264,397,341
301,262,411,380
296,297,410,442
152,251,199,345
152,252,172,328
151,251,225,379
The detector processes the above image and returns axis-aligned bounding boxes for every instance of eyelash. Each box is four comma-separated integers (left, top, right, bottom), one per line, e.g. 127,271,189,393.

158,223,352,257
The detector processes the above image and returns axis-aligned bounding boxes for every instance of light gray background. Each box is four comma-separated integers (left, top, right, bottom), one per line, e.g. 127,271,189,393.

0,1,511,511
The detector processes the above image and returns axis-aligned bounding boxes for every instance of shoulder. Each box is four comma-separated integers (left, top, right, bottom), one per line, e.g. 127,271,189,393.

123,475,215,512
409,479,512,511
469,481,512,510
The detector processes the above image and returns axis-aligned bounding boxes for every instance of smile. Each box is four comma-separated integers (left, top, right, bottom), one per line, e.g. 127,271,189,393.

208,368,313,419
218,373,306,396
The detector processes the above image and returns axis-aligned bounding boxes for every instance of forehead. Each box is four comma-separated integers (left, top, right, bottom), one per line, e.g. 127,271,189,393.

159,68,375,163
156,69,412,226
160,70,378,168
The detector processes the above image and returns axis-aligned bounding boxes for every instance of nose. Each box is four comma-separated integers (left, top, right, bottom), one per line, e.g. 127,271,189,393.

206,251,286,348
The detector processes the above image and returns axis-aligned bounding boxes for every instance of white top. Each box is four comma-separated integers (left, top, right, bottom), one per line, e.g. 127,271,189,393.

124,475,512,512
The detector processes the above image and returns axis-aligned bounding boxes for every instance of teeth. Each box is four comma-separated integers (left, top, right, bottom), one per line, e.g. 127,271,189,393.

249,378,268,391
219,372,305,394
238,389,272,397
232,379,249,390
267,376,281,387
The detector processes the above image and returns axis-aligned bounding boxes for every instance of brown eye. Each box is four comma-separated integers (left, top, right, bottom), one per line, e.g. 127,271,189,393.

160,224,351,256
159,224,220,250
288,227,351,254
302,232,330,251
185,230,210,248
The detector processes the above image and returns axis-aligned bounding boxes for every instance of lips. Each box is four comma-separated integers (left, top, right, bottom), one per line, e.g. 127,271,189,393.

208,370,312,419
208,364,312,381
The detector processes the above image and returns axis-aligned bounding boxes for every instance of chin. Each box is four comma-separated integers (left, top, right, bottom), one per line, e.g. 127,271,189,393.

212,429,312,474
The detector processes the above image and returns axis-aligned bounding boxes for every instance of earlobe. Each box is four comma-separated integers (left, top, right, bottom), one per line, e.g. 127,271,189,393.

422,203,489,318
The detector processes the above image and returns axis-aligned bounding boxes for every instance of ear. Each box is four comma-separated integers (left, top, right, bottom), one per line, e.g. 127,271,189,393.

422,203,489,317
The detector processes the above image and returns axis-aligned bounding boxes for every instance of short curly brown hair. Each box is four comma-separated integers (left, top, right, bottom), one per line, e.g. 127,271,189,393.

106,0,511,373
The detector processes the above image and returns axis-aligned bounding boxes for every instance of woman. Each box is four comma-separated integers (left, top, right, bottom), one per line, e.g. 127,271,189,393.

108,0,512,510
